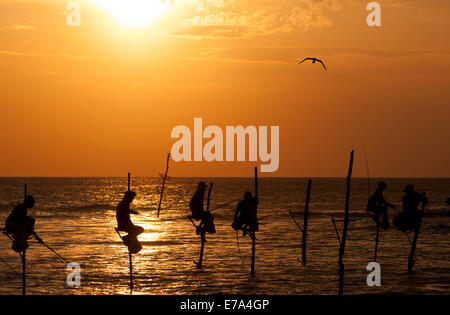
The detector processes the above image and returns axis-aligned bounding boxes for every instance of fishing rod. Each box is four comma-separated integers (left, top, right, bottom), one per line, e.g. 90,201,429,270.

258,213,277,222
210,198,240,212
3,230,68,264
157,153,171,218
36,239,69,264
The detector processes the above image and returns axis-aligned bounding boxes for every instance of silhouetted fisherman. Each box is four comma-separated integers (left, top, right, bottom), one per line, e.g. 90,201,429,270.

393,185,428,233
189,182,215,235
116,191,144,252
367,181,396,230
232,191,258,236
4,196,43,252
446,198,450,206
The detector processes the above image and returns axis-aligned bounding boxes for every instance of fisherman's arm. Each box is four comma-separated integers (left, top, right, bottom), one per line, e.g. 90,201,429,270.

421,193,428,208
378,193,395,209
384,201,396,209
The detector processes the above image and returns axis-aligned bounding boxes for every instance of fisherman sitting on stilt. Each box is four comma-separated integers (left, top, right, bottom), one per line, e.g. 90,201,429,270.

367,181,396,230
4,195,43,252
188,182,216,235
232,191,258,236
393,185,428,233
116,191,144,254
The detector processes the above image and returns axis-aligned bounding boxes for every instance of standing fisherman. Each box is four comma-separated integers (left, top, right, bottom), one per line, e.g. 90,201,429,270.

232,191,258,236
367,181,396,230
4,196,43,252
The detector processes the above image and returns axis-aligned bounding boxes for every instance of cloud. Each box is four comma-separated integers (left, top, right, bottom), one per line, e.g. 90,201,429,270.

1,24,36,31
0,50,89,60
169,0,422,39
172,0,341,39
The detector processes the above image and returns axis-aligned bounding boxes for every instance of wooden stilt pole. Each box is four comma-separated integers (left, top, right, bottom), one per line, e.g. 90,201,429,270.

254,167,258,201
196,232,206,269
374,220,380,261
338,150,354,295
125,173,133,294
250,232,256,275
301,179,312,265
22,250,26,295
129,251,133,294
408,203,425,273
157,153,170,218
251,167,258,275
195,183,213,269
22,183,27,295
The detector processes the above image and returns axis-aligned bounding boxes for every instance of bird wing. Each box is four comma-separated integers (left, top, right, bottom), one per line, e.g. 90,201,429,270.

298,57,312,64
318,59,327,71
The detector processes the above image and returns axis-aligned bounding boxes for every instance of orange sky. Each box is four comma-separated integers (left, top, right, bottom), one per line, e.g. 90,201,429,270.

0,0,449,177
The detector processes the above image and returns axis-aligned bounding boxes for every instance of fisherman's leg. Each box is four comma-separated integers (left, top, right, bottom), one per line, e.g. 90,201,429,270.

196,220,205,235
5,222,17,236
11,224,30,252
132,225,144,236
380,206,389,230
205,218,216,234
371,208,382,226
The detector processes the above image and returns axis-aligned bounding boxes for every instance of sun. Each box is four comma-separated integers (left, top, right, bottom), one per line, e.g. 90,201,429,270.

94,0,171,29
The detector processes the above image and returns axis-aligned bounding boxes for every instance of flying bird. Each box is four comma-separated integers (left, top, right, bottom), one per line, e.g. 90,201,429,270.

298,57,327,71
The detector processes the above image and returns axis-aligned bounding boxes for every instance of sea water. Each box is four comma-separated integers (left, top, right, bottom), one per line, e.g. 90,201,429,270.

0,177,448,295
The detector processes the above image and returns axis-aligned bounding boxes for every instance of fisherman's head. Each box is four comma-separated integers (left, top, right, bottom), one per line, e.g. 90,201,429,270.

378,181,387,191
404,184,415,193
197,182,207,191
244,191,253,200
24,195,35,208
123,190,136,203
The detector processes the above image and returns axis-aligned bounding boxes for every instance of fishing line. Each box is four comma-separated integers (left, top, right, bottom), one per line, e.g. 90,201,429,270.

288,210,303,232
0,256,20,277
331,216,341,244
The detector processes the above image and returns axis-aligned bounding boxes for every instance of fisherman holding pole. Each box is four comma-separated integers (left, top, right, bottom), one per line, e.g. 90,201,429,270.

367,181,396,230
3,193,43,253
231,191,259,236
116,175,144,254
231,167,259,274
188,182,216,235
188,182,215,268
